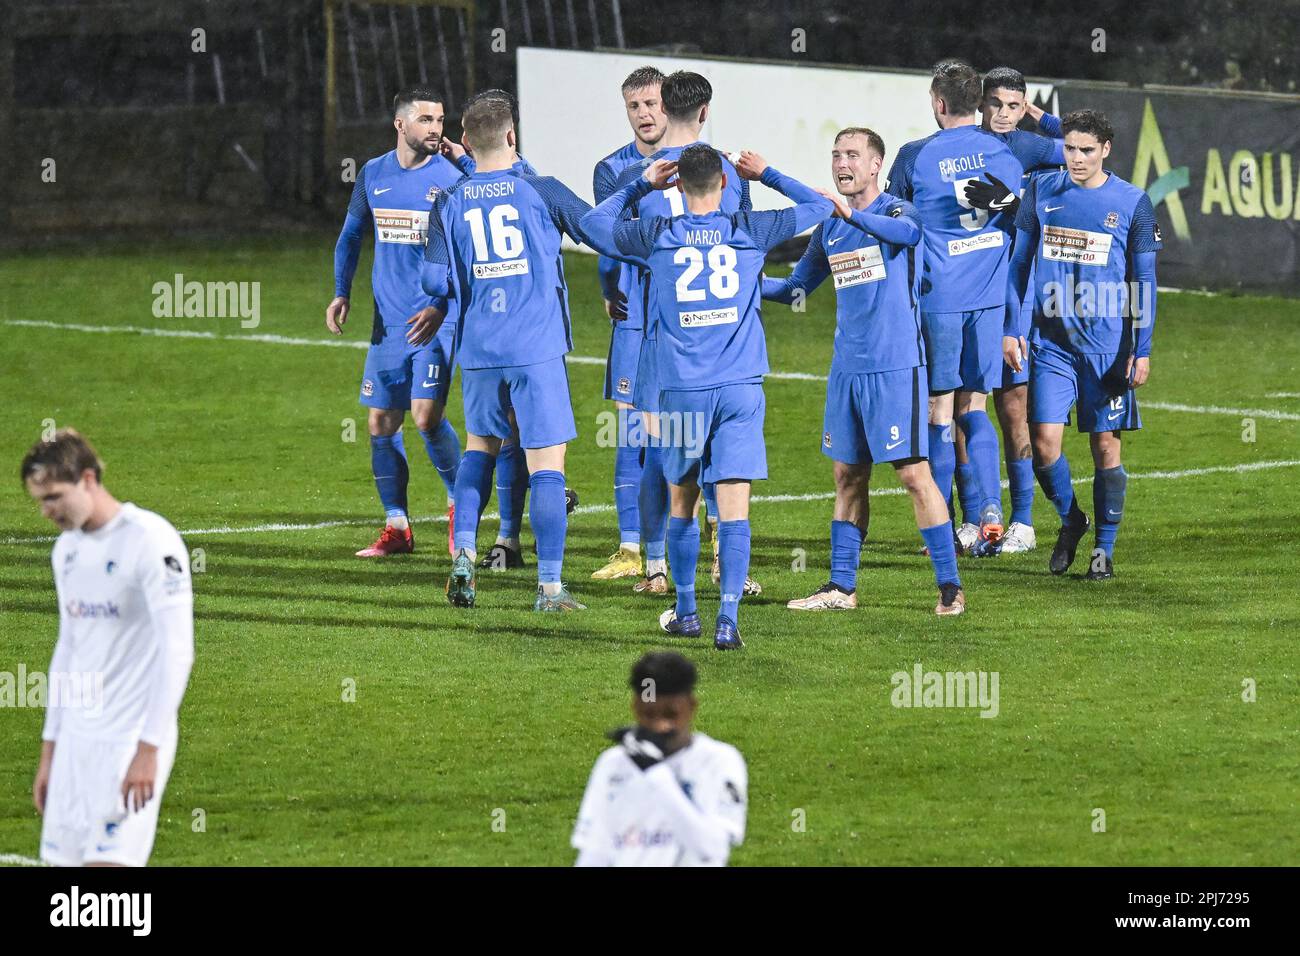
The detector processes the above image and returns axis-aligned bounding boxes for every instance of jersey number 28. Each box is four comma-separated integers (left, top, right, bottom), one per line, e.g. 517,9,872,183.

673,245,739,302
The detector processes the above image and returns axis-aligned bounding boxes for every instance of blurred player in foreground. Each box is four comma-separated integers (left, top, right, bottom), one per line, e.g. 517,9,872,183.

328,87,464,558
572,651,747,866
1004,109,1161,579
764,128,966,616
24,429,194,866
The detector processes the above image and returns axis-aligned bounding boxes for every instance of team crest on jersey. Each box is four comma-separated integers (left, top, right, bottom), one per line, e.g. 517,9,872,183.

823,432,832,448
1104,211,1119,228
164,555,183,574
617,377,631,394
426,185,441,202
106,560,116,575
362,379,375,397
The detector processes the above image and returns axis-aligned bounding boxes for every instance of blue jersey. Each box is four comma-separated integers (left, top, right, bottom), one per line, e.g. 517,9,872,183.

1013,170,1162,356
763,193,925,375
612,143,752,333
995,128,1064,186
334,150,464,329
593,141,647,311
422,169,592,369
597,169,829,390
886,126,1024,313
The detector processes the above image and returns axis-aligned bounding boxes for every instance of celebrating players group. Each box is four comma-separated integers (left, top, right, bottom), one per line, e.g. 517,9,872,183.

326,57,1159,649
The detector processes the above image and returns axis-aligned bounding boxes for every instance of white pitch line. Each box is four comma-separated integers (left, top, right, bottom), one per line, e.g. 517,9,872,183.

3,459,1296,546
1266,392,1300,399
0,853,46,867
7,319,1298,421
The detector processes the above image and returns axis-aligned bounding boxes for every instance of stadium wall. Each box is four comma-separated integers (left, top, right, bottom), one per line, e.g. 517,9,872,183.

518,47,1300,297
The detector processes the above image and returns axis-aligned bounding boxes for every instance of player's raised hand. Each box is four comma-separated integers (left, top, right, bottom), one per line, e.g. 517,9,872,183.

440,136,467,162
735,150,768,181
642,158,678,190
405,305,445,346
1126,355,1151,388
121,743,158,814
815,187,853,221
326,296,350,335
1003,335,1029,373
964,173,1018,214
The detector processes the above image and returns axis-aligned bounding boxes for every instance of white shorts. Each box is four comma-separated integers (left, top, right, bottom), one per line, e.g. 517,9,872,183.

40,731,177,867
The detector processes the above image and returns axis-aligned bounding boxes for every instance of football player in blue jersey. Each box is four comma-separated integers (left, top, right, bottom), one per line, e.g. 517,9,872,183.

328,88,465,560
607,71,761,600
583,146,834,648
419,96,598,611
887,60,1024,556
763,128,967,616
590,66,668,583
1004,110,1161,580
947,67,1067,555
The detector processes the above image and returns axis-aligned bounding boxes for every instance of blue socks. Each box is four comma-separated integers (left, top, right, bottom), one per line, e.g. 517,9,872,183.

667,516,699,617
418,418,461,498
702,482,719,522
452,450,494,552
716,520,751,625
1035,454,1086,527
1093,465,1127,557
496,442,528,541
614,410,643,546
957,410,1001,515
928,421,956,511
955,460,978,526
640,446,669,564
829,520,863,593
919,521,961,587
529,470,568,585
1007,456,1035,527
370,433,410,520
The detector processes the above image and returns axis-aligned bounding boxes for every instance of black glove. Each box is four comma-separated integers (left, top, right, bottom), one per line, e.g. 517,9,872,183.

607,291,629,322
963,173,1019,217
606,725,671,771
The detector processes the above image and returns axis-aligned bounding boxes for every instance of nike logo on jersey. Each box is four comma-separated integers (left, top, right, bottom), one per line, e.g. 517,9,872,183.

374,187,393,195
1107,411,1124,421
827,237,845,246
1045,204,1065,213
421,380,437,388
885,438,905,450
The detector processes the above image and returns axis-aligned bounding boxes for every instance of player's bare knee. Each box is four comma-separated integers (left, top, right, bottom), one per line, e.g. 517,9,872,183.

410,400,443,432
368,408,403,436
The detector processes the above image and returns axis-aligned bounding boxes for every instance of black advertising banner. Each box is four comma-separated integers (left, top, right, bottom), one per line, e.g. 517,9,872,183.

1056,83,1300,296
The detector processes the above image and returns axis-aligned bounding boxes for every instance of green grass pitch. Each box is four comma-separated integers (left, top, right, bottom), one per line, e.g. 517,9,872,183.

1,236,1297,865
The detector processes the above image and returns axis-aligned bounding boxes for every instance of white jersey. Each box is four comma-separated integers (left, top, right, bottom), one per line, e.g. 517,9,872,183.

45,503,194,744
572,731,747,867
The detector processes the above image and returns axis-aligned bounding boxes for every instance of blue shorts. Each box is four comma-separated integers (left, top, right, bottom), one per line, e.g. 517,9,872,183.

822,367,927,465
633,338,660,413
1001,358,1029,389
359,324,455,408
658,383,767,486
922,306,1002,394
604,324,640,403
461,356,578,449
1029,340,1142,433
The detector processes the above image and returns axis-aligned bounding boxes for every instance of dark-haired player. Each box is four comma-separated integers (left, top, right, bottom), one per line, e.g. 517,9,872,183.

572,651,747,866
328,87,464,559
887,60,1024,555
764,128,966,616
590,66,668,583
1004,110,1161,579
584,147,832,648
420,97,597,611
952,67,1066,554
606,70,760,599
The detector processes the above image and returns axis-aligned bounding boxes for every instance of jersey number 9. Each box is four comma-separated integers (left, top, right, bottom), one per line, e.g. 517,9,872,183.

952,180,990,232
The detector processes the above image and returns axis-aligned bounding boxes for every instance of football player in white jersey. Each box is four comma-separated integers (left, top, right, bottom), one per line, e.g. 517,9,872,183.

572,652,747,866
23,429,194,867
